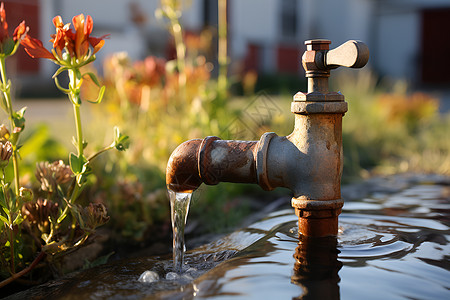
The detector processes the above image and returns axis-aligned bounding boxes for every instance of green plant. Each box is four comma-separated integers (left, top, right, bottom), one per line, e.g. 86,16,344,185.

0,2,30,281
333,69,450,178
0,8,128,288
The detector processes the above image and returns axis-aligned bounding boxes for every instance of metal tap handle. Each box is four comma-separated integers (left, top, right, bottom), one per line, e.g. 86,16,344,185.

302,39,369,93
303,39,369,74
325,40,369,69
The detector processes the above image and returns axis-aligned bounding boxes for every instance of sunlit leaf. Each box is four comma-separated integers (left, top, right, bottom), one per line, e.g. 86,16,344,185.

0,214,9,225
83,72,101,87
69,152,82,174
13,214,23,225
3,38,15,56
113,126,130,151
86,85,105,104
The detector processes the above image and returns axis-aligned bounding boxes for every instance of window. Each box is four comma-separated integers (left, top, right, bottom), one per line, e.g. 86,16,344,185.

280,0,298,38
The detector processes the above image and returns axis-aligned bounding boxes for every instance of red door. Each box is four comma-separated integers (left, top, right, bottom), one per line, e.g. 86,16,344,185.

421,8,450,84
4,0,40,74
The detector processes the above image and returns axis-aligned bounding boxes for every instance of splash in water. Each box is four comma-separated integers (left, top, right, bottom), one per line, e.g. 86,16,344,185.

168,190,193,273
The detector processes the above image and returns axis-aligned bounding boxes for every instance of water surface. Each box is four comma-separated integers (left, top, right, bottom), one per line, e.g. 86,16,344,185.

6,177,450,299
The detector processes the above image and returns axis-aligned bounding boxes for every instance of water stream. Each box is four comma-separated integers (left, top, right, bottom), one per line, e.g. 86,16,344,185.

138,190,193,283
168,190,192,274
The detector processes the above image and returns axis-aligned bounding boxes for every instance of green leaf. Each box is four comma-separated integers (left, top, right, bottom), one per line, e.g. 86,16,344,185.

13,214,23,226
0,189,6,209
0,214,9,225
86,85,105,104
69,153,82,174
0,80,11,94
57,210,68,224
2,206,9,216
76,173,87,186
75,68,82,80
70,153,89,177
13,107,27,129
10,192,16,211
81,160,91,175
0,92,7,113
2,38,15,56
9,41,21,57
113,126,130,151
83,72,101,87
15,106,27,118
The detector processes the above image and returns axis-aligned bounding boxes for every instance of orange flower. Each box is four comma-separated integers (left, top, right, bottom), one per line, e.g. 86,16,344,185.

50,16,72,58
0,2,8,43
71,14,107,58
0,2,28,54
13,21,27,42
22,13,107,65
21,35,55,60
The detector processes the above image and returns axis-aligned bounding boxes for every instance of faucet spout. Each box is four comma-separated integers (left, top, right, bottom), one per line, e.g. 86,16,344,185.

166,139,203,193
166,137,259,193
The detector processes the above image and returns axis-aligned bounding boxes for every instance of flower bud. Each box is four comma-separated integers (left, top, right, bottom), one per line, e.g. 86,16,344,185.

36,160,73,192
82,203,110,229
19,187,34,202
22,198,59,227
0,140,13,168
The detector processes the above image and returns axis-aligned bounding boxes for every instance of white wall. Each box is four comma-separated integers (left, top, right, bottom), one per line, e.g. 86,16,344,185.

230,0,278,65
299,0,373,49
376,11,420,80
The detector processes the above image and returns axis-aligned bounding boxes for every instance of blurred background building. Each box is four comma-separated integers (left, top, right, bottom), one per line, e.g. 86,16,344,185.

4,0,450,96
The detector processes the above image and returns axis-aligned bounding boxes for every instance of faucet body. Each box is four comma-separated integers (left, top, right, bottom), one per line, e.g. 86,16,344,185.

166,40,369,237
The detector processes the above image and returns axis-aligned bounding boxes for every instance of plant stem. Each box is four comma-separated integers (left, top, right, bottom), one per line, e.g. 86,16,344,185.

11,152,19,196
87,145,113,162
164,5,186,101
73,104,84,156
0,57,20,196
68,68,84,204
217,0,228,99
1,173,15,274
0,58,19,274
0,251,46,288
69,69,84,157
9,221,14,273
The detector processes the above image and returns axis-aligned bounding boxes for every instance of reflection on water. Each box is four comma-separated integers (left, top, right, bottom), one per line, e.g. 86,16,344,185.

6,179,450,300
291,236,341,300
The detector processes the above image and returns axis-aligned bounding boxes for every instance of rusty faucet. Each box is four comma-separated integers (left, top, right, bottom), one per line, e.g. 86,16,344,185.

166,39,369,237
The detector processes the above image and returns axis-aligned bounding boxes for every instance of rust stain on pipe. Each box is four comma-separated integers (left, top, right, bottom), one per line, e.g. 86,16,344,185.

166,139,203,193
166,137,258,192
